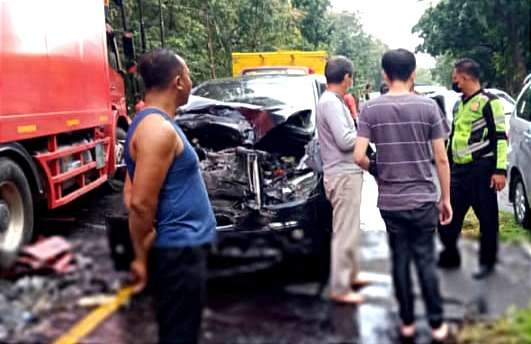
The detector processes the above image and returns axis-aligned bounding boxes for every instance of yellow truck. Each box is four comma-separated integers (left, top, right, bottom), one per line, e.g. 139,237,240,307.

232,50,327,76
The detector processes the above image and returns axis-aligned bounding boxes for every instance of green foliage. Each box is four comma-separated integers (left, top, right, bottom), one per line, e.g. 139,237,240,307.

431,53,455,88
415,68,434,84
413,0,530,95
462,210,531,244
107,0,387,87
328,11,387,89
459,305,531,343
292,0,332,49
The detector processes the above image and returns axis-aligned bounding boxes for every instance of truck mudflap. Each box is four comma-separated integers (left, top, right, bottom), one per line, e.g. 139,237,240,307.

34,135,111,209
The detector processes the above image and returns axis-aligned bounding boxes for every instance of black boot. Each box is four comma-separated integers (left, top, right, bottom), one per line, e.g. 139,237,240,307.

473,265,495,279
437,248,461,269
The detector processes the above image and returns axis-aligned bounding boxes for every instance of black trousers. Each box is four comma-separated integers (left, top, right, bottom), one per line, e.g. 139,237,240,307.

380,203,444,328
439,158,499,267
149,246,207,344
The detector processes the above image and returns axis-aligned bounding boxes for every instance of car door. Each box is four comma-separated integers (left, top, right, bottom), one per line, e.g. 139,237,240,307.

510,82,531,199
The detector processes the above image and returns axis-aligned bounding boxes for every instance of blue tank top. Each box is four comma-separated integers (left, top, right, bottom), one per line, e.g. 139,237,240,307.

124,107,216,248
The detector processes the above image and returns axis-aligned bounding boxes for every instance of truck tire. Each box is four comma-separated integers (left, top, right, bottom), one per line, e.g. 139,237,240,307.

0,158,34,268
107,127,127,192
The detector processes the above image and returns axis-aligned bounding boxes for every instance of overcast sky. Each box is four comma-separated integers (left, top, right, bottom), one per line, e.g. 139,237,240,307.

330,0,439,69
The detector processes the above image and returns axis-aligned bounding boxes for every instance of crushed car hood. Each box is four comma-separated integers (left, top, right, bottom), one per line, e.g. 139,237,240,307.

176,96,313,156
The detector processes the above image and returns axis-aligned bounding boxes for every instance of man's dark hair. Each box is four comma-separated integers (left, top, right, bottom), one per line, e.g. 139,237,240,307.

454,58,481,80
138,48,183,91
325,56,354,84
381,49,416,82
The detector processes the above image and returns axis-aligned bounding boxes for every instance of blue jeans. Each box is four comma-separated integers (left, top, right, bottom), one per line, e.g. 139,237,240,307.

380,202,444,328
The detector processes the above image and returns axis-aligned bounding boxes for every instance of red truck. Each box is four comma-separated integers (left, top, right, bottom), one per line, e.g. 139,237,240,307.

0,0,132,267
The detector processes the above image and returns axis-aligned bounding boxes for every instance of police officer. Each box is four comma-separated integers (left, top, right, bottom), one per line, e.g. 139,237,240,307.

438,58,508,279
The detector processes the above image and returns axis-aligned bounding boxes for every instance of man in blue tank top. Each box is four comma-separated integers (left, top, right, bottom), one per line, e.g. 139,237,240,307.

123,48,216,344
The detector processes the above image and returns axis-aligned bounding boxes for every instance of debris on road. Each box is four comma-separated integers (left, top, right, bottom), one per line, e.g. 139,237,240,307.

15,236,75,275
77,294,115,308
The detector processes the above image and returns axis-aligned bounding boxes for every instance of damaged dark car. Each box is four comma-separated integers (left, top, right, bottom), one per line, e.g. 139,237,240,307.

177,75,332,278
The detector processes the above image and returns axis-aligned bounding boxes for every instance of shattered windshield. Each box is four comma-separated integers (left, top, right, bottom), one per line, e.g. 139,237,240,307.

193,77,316,110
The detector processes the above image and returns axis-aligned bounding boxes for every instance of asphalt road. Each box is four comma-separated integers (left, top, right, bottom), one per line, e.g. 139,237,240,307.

4,174,530,344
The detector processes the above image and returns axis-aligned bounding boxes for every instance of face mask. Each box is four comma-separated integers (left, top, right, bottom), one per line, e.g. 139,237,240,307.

452,82,462,93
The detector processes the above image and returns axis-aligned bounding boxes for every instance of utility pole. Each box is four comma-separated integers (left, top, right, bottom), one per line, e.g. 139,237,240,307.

119,0,128,31
137,0,147,52
159,0,165,47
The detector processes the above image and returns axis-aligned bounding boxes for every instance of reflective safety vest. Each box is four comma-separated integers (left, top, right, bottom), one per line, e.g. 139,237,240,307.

448,89,507,174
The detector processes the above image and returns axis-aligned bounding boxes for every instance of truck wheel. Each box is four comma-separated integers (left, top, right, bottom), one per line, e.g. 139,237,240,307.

513,176,531,229
0,158,34,268
107,127,127,192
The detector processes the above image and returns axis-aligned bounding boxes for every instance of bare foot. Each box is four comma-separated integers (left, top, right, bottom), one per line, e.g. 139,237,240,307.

432,322,448,341
400,324,416,338
330,291,365,304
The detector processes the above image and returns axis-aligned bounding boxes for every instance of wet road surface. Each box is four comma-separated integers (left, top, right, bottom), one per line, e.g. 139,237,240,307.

3,174,531,343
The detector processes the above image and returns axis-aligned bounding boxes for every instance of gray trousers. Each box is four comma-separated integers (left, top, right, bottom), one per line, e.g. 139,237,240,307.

324,172,363,295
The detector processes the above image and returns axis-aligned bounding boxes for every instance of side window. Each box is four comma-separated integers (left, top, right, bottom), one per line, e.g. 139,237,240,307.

516,84,531,122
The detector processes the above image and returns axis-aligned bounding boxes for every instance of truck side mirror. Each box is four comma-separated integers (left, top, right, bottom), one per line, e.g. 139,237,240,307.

122,32,136,61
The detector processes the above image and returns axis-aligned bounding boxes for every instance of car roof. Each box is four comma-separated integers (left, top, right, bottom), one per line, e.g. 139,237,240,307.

485,88,516,103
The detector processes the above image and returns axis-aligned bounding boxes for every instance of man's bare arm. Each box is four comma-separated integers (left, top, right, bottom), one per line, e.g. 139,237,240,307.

125,172,156,251
124,173,132,210
432,138,452,225
353,136,370,170
128,117,181,263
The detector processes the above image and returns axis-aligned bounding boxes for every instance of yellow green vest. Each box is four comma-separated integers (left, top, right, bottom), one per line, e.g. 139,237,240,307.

449,89,507,172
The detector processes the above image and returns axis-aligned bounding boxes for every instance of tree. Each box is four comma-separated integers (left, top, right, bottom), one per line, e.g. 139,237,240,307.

328,11,387,90
413,0,530,95
106,0,388,88
291,0,332,49
431,53,455,88
416,68,434,84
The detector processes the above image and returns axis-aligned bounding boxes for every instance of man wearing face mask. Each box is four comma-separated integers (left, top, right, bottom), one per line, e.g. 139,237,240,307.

438,58,508,279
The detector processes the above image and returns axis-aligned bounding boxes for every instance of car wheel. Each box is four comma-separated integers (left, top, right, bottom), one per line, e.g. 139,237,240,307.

0,158,34,268
513,176,531,229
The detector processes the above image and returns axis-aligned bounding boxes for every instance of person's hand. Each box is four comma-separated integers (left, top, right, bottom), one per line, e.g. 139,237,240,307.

490,174,506,192
438,199,453,226
130,258,148,294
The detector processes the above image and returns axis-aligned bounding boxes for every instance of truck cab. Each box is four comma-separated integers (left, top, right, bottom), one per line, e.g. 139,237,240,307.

0,0,132,267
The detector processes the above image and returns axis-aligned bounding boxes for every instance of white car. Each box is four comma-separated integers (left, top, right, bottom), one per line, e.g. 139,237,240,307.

424,87,515,129
486,88,516,132
508,78,531,228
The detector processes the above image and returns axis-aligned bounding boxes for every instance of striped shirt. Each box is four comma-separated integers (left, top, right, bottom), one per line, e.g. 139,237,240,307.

358,94,449,211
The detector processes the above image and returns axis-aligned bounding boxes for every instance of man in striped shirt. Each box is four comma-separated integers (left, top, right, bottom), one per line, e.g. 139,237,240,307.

354,49,452,341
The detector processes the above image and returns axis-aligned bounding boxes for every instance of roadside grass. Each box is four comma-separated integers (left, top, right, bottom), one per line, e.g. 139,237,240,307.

459,211,531,342
458,305,531,343
461,210,531,243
